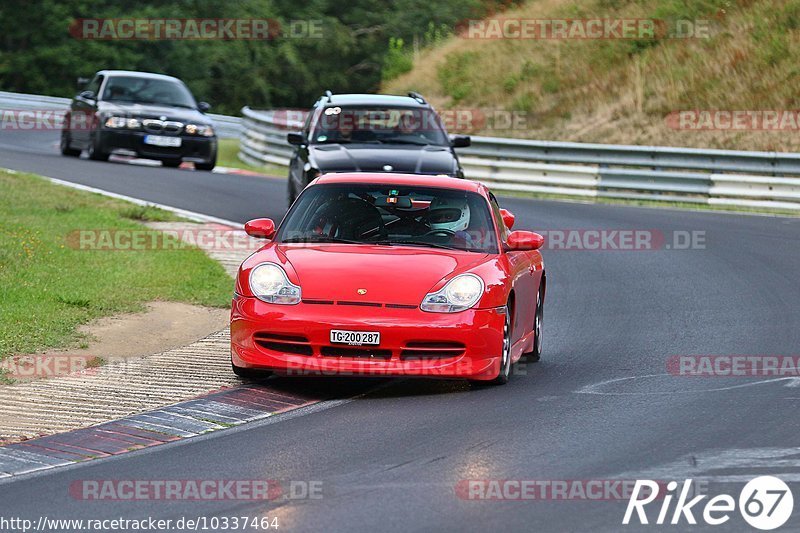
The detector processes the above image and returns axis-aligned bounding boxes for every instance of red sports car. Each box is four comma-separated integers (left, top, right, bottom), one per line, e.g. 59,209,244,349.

231,173,545,384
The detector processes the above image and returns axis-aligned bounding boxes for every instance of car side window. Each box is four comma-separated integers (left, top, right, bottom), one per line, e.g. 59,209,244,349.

488,193,509,242
84,75,103,98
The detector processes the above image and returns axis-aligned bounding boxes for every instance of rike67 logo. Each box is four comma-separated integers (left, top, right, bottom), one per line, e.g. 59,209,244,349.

624,477,794,530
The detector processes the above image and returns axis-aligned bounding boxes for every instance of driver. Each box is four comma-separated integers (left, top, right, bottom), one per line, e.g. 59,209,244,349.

427,196,473,246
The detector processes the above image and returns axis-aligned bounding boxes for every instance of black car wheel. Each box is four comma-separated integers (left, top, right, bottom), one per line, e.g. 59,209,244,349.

195,160,216,171
479,303,512,386
60,130,80,157
87,132,109,161
523,286,544,362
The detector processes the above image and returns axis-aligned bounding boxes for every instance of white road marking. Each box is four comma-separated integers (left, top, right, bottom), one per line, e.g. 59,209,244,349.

575,373,800,396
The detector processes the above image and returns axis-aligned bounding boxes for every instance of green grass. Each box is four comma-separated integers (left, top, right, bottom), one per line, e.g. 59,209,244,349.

217,138,285,176
0,171,234,359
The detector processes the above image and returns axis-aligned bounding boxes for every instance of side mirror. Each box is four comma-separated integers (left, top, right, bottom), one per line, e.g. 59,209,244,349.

506,231,544,251
198,101,211,113
244,218,276,239
78,90,95,101
499,208,515,230
287,132,307,145
450,135,471,148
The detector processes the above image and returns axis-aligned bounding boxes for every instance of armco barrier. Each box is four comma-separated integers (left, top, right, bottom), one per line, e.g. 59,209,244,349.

0,90,242,138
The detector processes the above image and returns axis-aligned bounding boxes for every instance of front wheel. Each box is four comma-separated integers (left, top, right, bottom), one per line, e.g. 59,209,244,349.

60,130,80,157
195,160,216,171
523,286,544,362
87,132,109,161
485,304,512,385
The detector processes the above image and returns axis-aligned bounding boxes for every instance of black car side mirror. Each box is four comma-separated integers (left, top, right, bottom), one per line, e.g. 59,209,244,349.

198,102,211,113
287,132,307,145
78,90,95,101
450,135,471,148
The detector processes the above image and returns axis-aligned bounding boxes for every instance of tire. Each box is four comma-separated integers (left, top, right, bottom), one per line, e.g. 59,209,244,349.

60,130,80,157
195,160,216,171
162,160,182,168
87,132,109,161
486,304,512,385
523,286,544,362
232,363,273,380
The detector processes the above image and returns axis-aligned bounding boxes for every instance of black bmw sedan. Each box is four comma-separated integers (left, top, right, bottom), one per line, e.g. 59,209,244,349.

285,92,470,205
61,70,217,170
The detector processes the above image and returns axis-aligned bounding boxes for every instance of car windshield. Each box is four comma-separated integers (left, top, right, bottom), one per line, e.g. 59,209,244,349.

310,106,449,146
102,76,197,108
277,184,499,253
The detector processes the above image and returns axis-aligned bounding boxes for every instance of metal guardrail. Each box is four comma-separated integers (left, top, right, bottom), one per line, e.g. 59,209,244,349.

238,106,800,211
0,90,242,138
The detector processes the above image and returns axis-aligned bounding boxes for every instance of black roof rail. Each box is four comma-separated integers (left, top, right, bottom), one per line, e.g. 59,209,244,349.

324,90,334,103
408,91,426,104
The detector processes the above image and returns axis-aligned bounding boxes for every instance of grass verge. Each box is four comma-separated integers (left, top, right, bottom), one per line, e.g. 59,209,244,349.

0,170,233,359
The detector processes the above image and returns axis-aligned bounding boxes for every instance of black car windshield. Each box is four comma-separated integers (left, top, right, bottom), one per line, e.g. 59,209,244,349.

102,76,197,108
277,184,499,254
310,106,449,146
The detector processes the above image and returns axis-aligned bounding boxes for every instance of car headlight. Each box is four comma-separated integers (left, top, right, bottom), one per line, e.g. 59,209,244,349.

421,274,484,313
185,124,215,137
104,116,140,129
249,263,301,305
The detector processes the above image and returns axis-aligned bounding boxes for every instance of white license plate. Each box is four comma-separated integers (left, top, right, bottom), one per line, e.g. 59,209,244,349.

330,330,380,346
144,135,182,147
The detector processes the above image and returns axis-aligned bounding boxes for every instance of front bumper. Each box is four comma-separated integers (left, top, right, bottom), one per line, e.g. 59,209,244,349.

231,296,506,380
96,129,217,163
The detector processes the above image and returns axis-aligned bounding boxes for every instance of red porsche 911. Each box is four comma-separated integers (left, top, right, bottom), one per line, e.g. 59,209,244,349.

230,173,545,384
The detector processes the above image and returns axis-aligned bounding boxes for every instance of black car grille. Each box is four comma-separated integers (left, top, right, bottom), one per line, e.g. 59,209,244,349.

142,119,183,135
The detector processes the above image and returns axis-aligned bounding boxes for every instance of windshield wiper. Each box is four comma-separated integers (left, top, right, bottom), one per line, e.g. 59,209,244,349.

374,240,462,251
281,236,363,244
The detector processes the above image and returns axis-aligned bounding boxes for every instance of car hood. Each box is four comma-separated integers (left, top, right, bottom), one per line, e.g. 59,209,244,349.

97,101,211,124
309,144,457,175
275,244,489,305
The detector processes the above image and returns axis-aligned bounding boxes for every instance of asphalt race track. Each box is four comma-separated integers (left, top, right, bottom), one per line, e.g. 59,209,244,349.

2,131,800,532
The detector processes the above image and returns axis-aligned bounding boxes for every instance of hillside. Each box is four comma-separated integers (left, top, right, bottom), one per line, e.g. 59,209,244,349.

383,0,800,152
